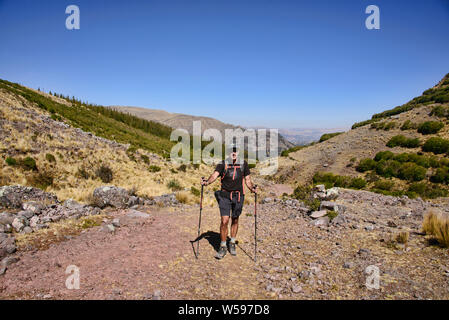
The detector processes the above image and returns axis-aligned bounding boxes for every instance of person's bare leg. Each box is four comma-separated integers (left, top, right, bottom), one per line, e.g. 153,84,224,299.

220,216,230,243
230,217,239,239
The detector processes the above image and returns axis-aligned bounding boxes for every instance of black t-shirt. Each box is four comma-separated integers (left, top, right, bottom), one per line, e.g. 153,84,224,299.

215,160,250,192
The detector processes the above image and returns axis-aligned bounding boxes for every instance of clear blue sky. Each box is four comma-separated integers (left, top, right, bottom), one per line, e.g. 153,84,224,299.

1,0,448,129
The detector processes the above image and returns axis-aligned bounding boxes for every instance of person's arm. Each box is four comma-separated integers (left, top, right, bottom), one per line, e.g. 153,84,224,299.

245,175,257,193
201,171,220,186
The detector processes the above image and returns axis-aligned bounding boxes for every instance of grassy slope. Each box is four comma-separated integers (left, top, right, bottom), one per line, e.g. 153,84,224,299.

0,79,175,157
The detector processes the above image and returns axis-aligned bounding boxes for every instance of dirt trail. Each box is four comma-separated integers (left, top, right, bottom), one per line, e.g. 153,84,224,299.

0,203,267,300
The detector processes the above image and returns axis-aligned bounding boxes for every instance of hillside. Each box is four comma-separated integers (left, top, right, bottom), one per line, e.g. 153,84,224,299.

111,106,295,152
276,73,449,200
0,79,233,205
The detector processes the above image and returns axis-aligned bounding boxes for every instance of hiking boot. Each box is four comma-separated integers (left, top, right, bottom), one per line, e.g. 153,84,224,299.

228,241,237,256
215,246,227,259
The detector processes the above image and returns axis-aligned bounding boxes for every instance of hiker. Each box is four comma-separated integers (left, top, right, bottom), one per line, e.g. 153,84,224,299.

201,146,258,259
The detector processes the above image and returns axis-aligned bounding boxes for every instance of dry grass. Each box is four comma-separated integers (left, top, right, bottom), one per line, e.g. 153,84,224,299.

422,210,449,248
396,231,409,245
15,214,107,251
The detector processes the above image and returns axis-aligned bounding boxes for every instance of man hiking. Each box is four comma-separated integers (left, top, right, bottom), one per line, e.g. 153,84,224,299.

201,146,258,259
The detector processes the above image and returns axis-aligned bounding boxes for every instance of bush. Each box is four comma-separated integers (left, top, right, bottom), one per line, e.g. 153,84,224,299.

45,153,56,163
77,166,90,179
149,165,161,172
417,121,444,135
409,182,448,199
96,165,113,183
5,157,16,166
21,157,37,171
386,135,420,148
374,179,394,191
27,171,54,190
178,164,187,172
430,167,449,184
167,179,182,191
396,231,409,245
356,158,377,172
430,105,448,118
375,160,401,178
349,177,367,189
319,132,343,142
422,137,449,154
141,154,150,164
190,186,201,197
312,172,366,190
400,120,418,131
397,162,426,181
374,151,394,162
422,211,449,247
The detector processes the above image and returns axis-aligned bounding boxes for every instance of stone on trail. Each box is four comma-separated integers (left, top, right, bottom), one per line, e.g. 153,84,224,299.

310,216,329,227
125,209,151,219
92,186,133,209
310,210,328,219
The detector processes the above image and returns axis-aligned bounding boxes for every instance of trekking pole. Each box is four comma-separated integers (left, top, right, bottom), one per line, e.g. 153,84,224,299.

254,184,258,263
197,177,205,258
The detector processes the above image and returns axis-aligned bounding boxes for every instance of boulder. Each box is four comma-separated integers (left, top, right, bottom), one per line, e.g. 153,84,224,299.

125,209,151,219
310,210,328,219
310,216,330,227
92,186,132,209
12,217,25,232
17,210,34,219
330,214,346,226
320,201,346,214
22,201,44,215
0,186,58,209
0,212,14,225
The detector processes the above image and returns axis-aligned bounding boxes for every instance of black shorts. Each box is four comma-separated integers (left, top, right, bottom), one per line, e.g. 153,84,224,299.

214,190,245,218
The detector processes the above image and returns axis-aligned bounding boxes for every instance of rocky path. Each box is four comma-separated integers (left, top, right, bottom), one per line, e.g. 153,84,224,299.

1,188,449,300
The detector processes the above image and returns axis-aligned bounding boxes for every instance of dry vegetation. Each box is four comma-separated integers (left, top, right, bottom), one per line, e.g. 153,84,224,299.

422,210,449,247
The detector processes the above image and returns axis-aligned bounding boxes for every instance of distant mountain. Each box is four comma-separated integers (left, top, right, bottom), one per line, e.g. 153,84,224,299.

110,106,295,152
279,128,349,145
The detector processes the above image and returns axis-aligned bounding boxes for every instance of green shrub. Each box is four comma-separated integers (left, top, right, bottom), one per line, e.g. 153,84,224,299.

430,168,449,184
149,165,161,172
374,179,394,191
167,179,182,191
45,153,56,163
349,177,367,189
408,182,448,199
386,135,420,148
281,145,305,157
417,121,444,135
327,210,338,221
422,137,449,154
375,160,401,178
374,151,395,161
190,186,201,197
21,157,37,171
397,163,426,181
401,120,418,131
5,157,16,166
356,158,377,172
141,154,150,164
319,132,343,142
96,165,113,183
430,105,448,118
